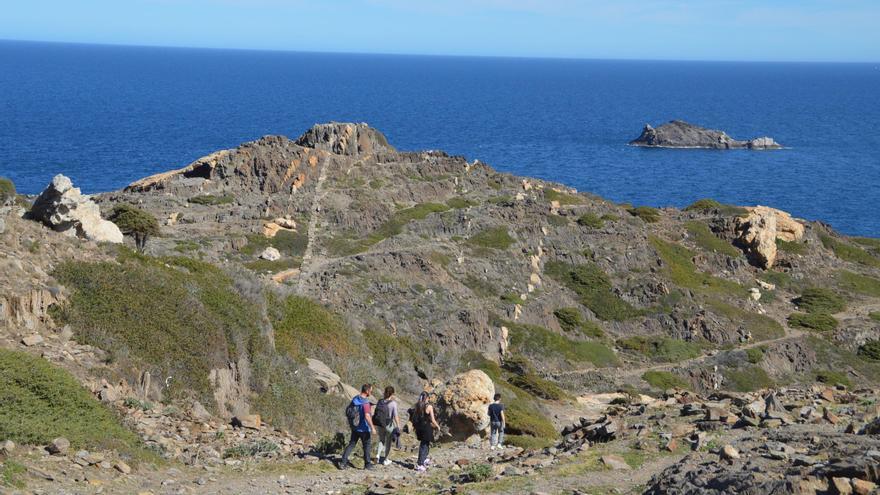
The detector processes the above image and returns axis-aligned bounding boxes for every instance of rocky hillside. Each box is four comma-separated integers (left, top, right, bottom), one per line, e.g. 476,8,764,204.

1,122,879,493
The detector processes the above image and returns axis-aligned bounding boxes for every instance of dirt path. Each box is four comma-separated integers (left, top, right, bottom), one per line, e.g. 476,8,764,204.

296,154,331,292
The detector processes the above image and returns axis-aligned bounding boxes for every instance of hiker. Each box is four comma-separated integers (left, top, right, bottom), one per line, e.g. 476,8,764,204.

488,393,506,449
339,384,376,470
411,391,440,472
374,386,400,466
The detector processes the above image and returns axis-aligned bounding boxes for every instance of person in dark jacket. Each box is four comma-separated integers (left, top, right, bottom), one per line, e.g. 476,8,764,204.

411,391,440,472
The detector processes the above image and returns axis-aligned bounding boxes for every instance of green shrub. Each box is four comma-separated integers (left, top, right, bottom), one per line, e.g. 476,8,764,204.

870,312,880,322
314,432,347,456
684,199,722,212
547,215,569,227
506,321,617,367
486,195,512,205
706,300,785,342
545,261,642,321
837,270,880,297
788,313,838,332
685,221,740,257
241,230,309,258
724,365,774,392
642,371,690,390
814,370,852,388
467,227,515,250
188,194,234,206
461,275,498,298
650,237,745,297
223,440,279,459
544,189,583,205
500,293,525,305
465,464,493,483
795,288,846,314
858,340,880,362
820,234,880,268
745,347,765,364
617,336,702,363
0,177,16,205
627,206,660,223
507,372,570,401
577,213,604,229
271,296,358,362
1,460,26,489
488,178,503,190
53,253,261,405
553,308,604,338
760,270,793,290
0,349,142,455
776,239,807,255
446,197,478,209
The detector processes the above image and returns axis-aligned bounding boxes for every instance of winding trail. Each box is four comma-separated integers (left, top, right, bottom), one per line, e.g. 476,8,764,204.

296,154,331,292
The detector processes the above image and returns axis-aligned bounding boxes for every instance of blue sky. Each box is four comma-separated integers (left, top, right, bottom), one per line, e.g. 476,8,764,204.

1,0,878,62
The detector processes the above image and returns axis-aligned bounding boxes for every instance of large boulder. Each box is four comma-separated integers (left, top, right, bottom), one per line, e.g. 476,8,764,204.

29,175,123,244
295,122,394,157
734,206,804,269
434,369,495,441
630,120,782,150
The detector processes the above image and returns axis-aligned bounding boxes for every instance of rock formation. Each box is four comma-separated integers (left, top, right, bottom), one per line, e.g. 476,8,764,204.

29,175,123,244
630,120,782,149
294,122,393,157
434,370,495,441
735,206,805,269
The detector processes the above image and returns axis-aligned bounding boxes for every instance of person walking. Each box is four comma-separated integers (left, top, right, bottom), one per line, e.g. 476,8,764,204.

488,393,506,449
374,386,400,466
339,384,376,470
411,392,440,472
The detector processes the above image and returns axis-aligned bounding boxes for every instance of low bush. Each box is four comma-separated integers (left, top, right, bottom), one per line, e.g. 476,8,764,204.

507,321,618,367
0,349,142,455
465,463,493,483
241,230,309,258
820,233,880,268
724,365,774,392
52,252,262,405
837,270,880,297
461,275,498,298
794,288,846,314
650,237,745,297
467,227,515,250
814,370,852,388
577,213,604,229
507,372,570,401
223,440,279,459
788,312,838,332
271,295,359,362
545,261,642,321
706,300,785,342
446,197,478,209
0,177,16,205
870,312,880,322
544,189,583,205
553,307,604,338
685,221,740,257
627,206,660,223
642,370,690,390
188,194,234,206
776,238,807,255
617,336,702,363
684,199,722,212
1,460,26,489
745,347,765,364
858,340,880,362
500,293,525,305
314,432,347,456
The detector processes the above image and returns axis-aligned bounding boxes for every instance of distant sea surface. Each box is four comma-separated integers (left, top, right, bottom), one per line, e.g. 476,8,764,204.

1,41,879,235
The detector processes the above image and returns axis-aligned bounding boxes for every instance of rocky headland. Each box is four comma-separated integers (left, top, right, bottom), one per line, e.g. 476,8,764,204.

0,122,878,494
630,120,783,149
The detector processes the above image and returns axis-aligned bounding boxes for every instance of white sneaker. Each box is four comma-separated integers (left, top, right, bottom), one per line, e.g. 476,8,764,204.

382,459,392,466
490,445,496,450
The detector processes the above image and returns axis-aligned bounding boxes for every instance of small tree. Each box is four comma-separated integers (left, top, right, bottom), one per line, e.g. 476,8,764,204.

108,204,160,252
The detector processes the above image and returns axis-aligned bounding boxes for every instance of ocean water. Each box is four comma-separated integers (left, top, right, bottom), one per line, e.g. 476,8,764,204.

1,40,879,236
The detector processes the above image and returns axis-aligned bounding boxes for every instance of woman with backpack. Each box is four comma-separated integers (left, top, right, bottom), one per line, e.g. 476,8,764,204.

411,391,440,472
373,386,400,466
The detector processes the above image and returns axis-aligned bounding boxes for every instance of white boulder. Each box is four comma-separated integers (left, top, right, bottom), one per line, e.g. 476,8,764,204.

29,175,123,244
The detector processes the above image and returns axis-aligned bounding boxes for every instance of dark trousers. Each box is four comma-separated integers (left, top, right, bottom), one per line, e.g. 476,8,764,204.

341,430,372,467
417,440,430,466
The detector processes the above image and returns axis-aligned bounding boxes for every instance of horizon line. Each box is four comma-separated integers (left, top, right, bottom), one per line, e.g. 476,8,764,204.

2,37,878,65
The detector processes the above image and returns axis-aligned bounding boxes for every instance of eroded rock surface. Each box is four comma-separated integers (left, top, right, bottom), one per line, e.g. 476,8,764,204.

435,370,495,441
29,174,123,243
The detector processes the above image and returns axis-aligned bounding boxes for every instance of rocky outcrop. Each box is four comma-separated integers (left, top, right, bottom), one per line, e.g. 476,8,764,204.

734,206,805,269
29,175,123,244
434,370,495,441
295,122,393,157
630,120,782,149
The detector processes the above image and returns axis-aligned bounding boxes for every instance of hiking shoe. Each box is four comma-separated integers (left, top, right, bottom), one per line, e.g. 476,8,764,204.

382,459,392,466
424,458,432,466
337,461,348,471
490,445,496,450
364,463,376,470
415,465,427,472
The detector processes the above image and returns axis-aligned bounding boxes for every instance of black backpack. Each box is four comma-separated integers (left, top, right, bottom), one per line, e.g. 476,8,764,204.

374,399,392,428
345,399,361,430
